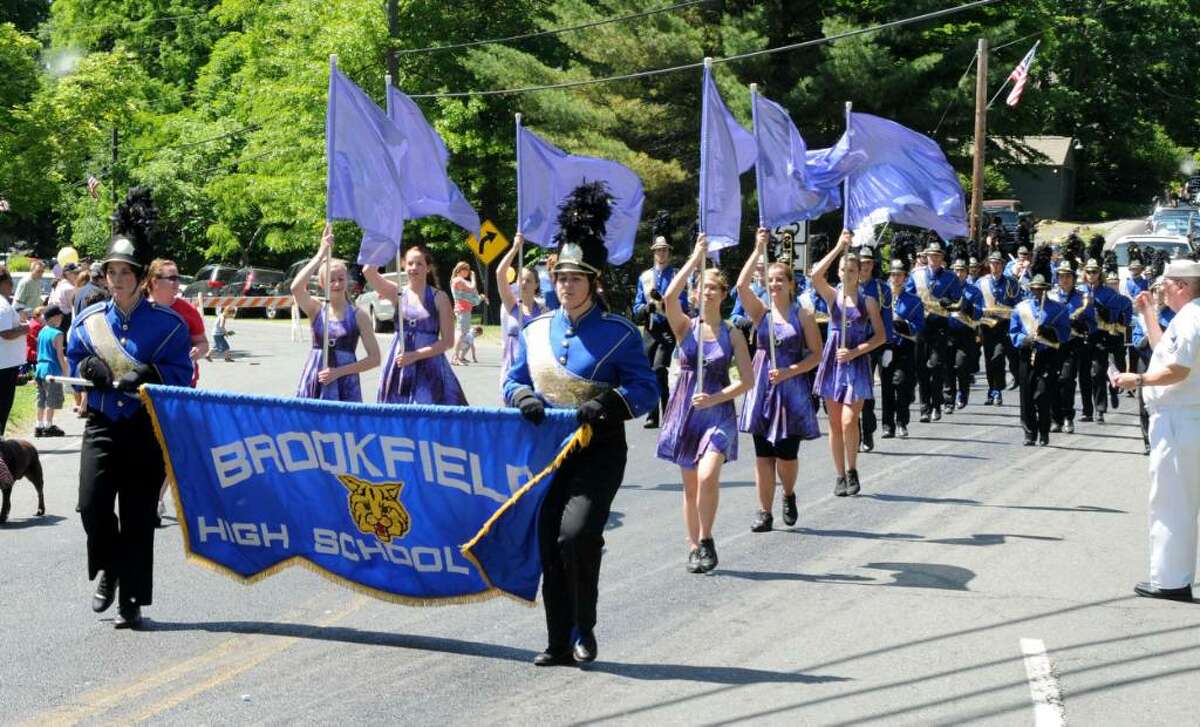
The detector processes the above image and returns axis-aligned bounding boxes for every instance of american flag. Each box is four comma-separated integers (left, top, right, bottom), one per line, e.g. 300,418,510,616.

87,175,101,199
0,198,9,212
1005,41,1040,107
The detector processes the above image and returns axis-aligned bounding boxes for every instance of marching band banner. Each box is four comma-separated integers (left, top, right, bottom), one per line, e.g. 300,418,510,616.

140,386,584,605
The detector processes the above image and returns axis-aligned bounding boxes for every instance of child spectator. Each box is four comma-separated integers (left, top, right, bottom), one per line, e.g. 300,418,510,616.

453,325,483,365
34,305,67,437
207,305,235,362
24,305,44,379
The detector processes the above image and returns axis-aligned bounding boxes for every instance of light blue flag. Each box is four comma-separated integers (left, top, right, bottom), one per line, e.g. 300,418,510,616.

837,112,968,240
752,91,841,227
516,124,644,266
386,85,481,238
325,60,408,266
699,66,755,253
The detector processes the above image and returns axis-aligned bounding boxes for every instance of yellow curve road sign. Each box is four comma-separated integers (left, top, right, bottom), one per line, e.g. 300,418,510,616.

466,220,510,265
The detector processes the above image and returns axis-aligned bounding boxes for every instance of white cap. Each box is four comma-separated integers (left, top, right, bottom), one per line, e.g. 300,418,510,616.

1165,259,1200,278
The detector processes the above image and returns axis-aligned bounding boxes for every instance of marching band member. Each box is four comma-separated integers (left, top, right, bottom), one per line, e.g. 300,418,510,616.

1010,249,1070,446
812,231,885,497
1132,276,1174,454
1049,259,1094,432
736,230,822,533
856,247,892,451
504,182,656,666
293,224,380,401
882,255,925,438
905,239,962,422
946,251,984,410
1084,249,1131,423
1124,253,1149,300
978,250,1021,406
632,212,688,429
69,189,193,629
365,244,467,405
656,236,753,570
495,233,544,392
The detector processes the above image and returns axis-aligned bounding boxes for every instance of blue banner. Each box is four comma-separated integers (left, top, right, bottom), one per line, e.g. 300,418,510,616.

141,387,583,605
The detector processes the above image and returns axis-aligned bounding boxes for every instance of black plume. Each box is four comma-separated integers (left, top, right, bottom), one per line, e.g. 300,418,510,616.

1086,234,1106,265
556,181,612,248
889,231,918,271
1031,244,1053,283
650,209,672,244
1103,250,1118,276
951,238,973,266
1147,247,1171,280
1062,233,1084,268
1126,241,1143,267
110,186,158,256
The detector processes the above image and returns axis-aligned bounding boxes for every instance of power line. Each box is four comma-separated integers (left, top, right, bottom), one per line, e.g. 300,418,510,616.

164,124,262,150
409,0,1003,99
16,11,212,38
395,0,712,56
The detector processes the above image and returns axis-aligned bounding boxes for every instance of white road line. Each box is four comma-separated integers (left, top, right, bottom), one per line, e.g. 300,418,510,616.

1020,637,1067,727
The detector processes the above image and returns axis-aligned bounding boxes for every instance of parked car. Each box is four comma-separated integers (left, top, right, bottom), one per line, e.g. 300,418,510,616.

182,264,239,300
355,272,406,332
1110,234,1194,290
214,266,286,316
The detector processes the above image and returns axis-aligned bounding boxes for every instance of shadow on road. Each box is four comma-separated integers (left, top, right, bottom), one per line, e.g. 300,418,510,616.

870,451,987,460
786,528,1062,547
864,492,1126,514
719,562,976,591
631,480,755,492
586,661,851,685
0,514,68,529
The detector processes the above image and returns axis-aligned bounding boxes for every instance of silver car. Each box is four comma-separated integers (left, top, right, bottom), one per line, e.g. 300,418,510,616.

355,272,407,332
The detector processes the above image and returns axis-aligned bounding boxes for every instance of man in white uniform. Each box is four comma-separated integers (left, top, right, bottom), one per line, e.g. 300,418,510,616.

1115,259,1200,602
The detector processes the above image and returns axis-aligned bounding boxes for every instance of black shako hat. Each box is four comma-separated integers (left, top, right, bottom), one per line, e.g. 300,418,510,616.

551,181,612,277
104,187,158,274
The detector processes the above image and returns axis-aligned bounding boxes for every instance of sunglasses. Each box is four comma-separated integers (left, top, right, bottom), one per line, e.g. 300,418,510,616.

155,275,180,282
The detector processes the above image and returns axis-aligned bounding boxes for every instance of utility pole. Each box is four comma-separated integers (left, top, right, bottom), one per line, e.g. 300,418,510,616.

969,37,988,248
110,126,119,235
385,0,399,81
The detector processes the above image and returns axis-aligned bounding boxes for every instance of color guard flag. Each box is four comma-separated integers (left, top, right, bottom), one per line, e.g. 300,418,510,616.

516,123,644,265
1006,41,1039,107
699,65,755,253
325,58,408,267
751,90,841,227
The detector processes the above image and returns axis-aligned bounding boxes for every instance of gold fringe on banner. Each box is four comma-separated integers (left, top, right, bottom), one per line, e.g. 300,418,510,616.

139,387,590,607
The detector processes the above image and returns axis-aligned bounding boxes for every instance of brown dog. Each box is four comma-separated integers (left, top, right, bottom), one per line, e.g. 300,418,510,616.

0,438,45,524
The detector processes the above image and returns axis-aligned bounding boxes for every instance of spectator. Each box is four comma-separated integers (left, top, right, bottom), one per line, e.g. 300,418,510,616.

207,305,235,362
74,262,109,317
0,269,30,434
49,262,80,330
450,261,485,342
453,324,483,366
15,258,46,311
33,305,67,437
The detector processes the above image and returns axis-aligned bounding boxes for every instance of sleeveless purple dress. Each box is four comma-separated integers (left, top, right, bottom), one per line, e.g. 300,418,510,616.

377,286,468,405
500,299,543,391
814,287,874,404
739,305,821,442
296,305,363,402
656,320,739,468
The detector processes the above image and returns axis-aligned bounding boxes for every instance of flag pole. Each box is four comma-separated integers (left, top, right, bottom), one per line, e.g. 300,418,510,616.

323,54,337,373
750,82,777,372
697,58,714,398
841,100,852,356
515,113,524,271
384,73,405,368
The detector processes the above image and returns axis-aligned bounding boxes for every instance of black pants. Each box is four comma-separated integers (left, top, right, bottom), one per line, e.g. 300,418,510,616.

860,348,882,441
1055,338,1086,424
882,341,916,428
642,328,675,424
980,323,1010,393
538,431,626,650
1135,355,1150,446
1090,334,1127,415
918,317,950,415
79,409,165,608
944,326,978,406
1019,346,1059,441
0,366,18,436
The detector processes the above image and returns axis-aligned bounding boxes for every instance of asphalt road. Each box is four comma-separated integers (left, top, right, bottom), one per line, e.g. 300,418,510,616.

3,311,1197,726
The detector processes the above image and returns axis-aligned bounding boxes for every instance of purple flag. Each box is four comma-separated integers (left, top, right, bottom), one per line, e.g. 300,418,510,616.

699,66,755,253
386,85,481,237
516,123,644,265
836,112,968,240
752,90,841,227
325,60,408,266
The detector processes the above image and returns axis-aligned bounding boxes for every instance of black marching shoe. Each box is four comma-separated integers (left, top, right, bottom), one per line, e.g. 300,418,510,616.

1079,414,1093,423
983,390,994,406
1023,437,1035,446
859,437,874,453
919,412,931,423
686,547,703,573
533,648,576,667
1039,436,1049,447
34,426,45,438
44,424,66,437
1065,420,1075,434
696,539,718,572
1134,582,1194,603
834,475,848,497
881,427,895,439
1110,389,1120,409
782,493,798,527
957,394,968,409
643,416,660,430
994,392,1003,406
113,604,143,630
750,510,774,533
92,572,117,613
932,408,942,422
1051,423,1063,433
1096,412,1105,424
573,630,598,663
1144,441,1151,456
845,469,861,496
898,425,909,438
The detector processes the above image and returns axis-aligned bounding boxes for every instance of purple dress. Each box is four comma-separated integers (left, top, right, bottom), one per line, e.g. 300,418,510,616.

377,286,468,405
739,305,821,442
500,300,543,390
296,305,363,402
814,287,874,404
656,320,739,468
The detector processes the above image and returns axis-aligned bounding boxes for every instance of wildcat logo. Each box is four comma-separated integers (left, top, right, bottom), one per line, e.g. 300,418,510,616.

338,473,412,543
